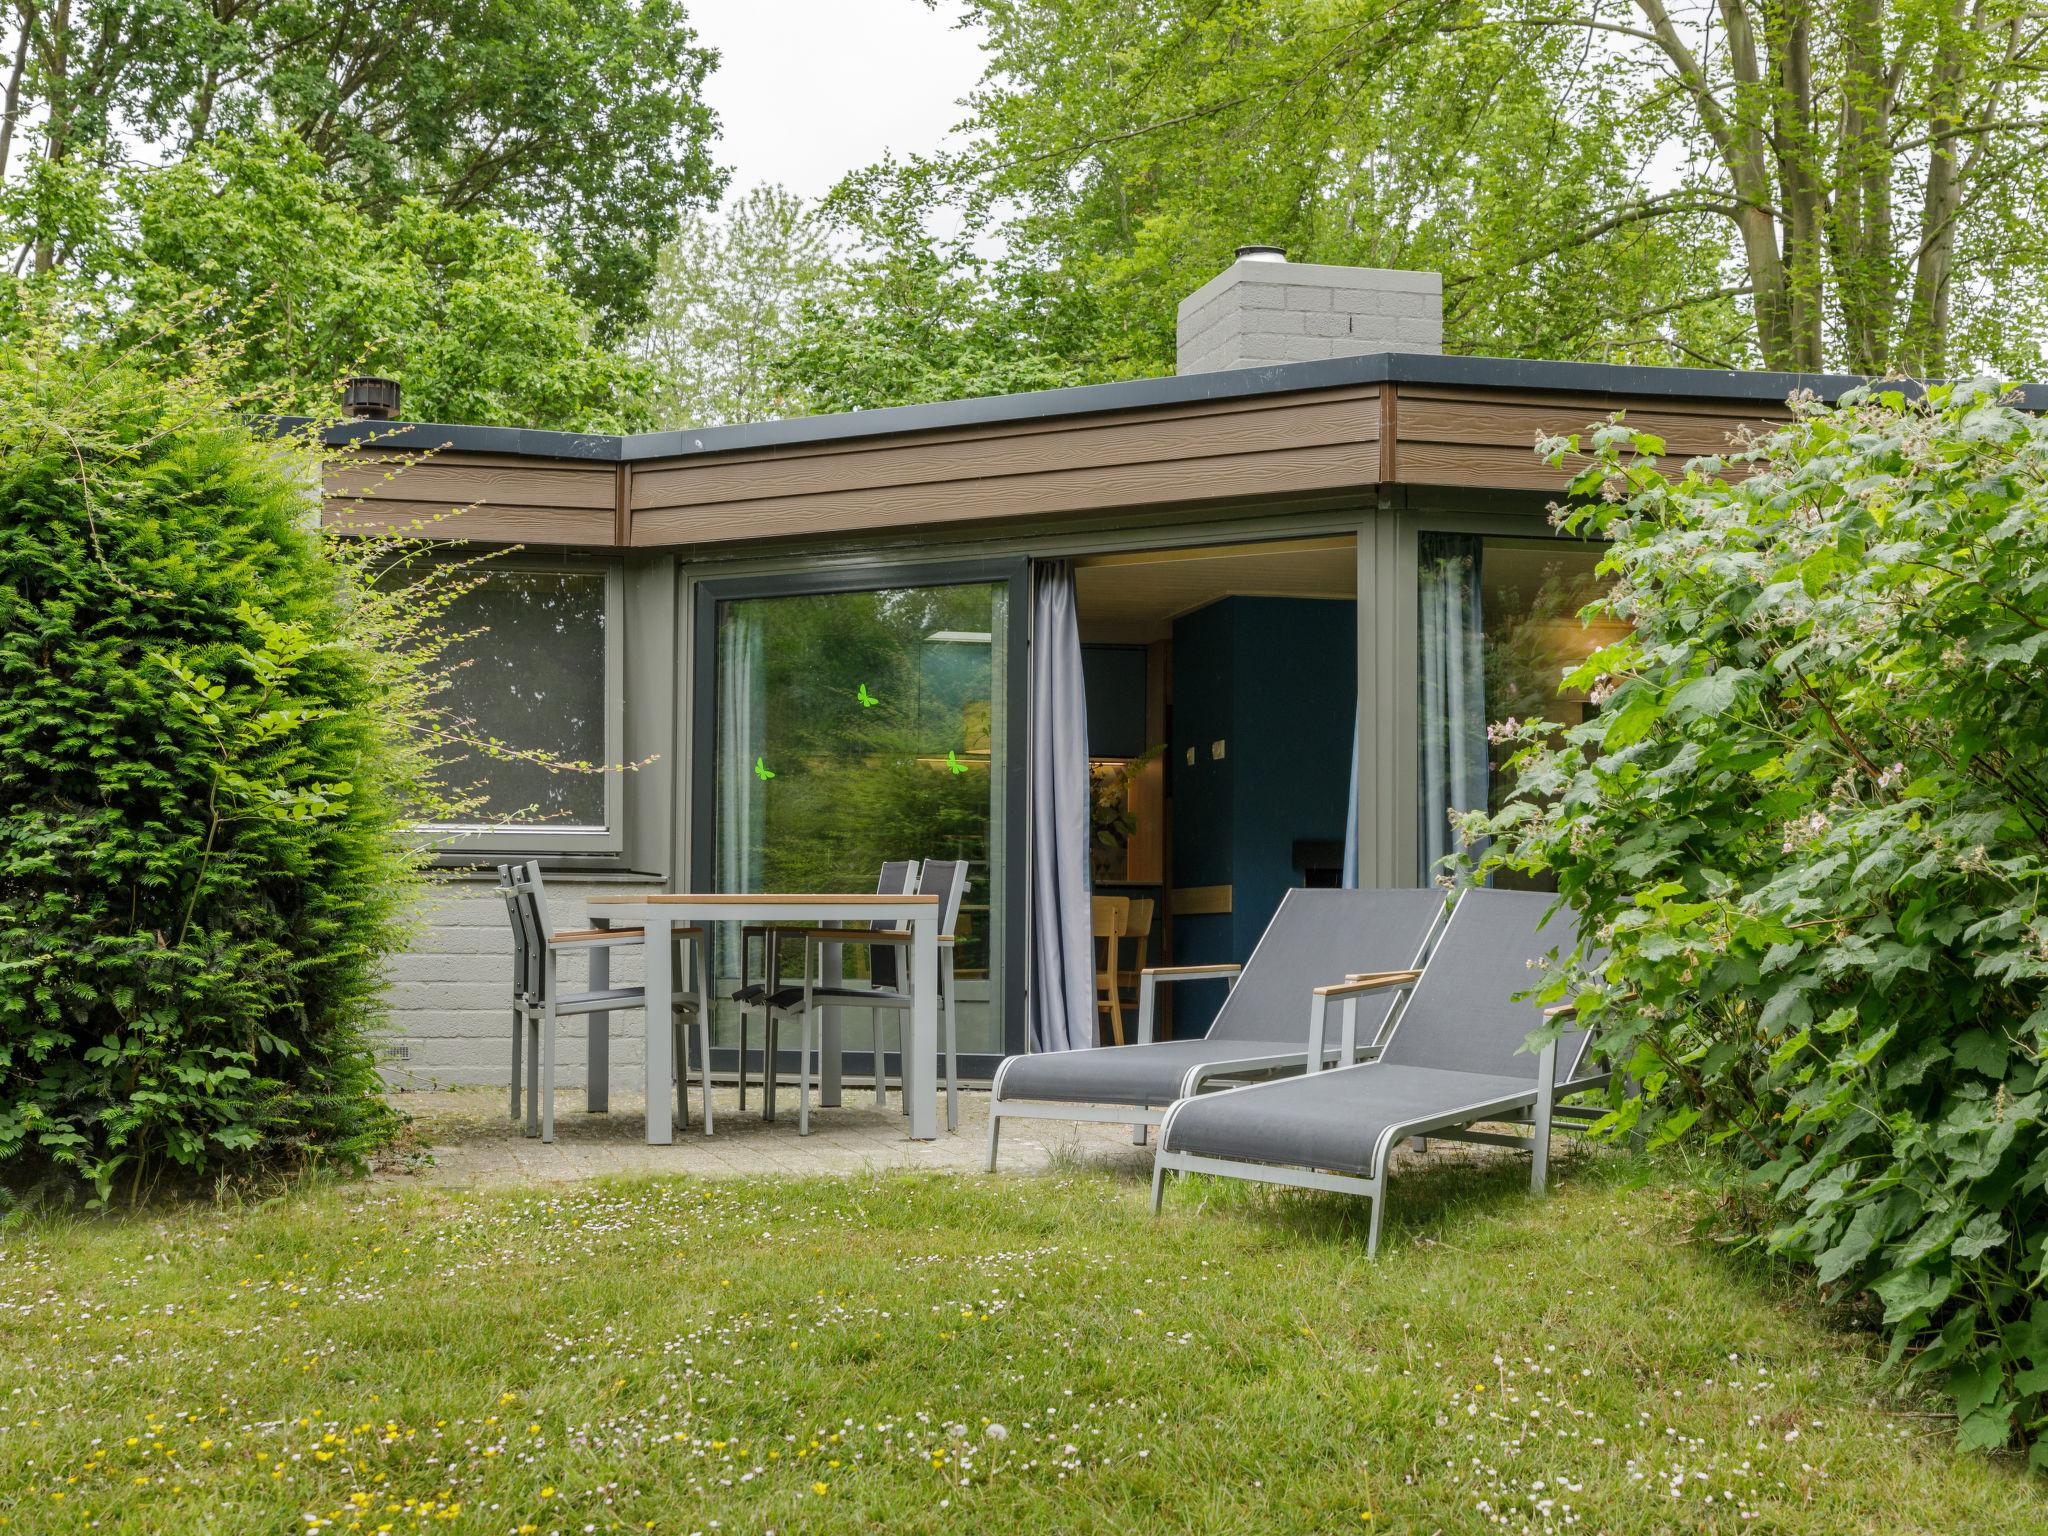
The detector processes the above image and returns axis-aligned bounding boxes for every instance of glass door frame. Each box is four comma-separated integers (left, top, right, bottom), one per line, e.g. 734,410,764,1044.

687,556,1032,1083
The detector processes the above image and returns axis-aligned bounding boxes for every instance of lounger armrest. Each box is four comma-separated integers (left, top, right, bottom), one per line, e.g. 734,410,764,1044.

1305,970,1422,1075
1317,969,1421,999
1134,964,1241,1046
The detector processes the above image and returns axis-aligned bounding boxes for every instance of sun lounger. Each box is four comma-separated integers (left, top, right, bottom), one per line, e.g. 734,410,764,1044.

986,887,1447,1169
1149,887,1611,1256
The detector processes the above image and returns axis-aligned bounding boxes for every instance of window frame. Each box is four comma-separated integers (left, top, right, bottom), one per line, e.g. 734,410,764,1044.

417,555,628,858
687,556,1032,1078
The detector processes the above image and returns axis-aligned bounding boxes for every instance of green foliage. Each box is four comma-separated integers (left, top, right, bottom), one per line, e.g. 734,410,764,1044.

813,0,2048,390
0,315,455,1202
3,0,724,330
8,129,659,432
633,184,838,428
774,163,1102,413
1464,383,2048,1457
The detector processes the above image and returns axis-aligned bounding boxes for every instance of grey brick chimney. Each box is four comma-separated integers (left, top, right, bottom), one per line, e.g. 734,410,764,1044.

1176,247,1443,374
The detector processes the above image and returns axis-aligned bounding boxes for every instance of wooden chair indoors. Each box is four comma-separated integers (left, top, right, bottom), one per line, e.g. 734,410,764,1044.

1092,894,1132,1045
1114,897,1156,1030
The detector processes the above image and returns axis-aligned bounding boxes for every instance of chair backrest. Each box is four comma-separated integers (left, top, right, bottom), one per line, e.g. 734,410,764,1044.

505,860,550,1001
1122,897,1156,978
919,858,971,938
1206,887,1448,1044
496,863,533,1000
1374,888,1594,1079
1091,895,1130,969
870,859,919,990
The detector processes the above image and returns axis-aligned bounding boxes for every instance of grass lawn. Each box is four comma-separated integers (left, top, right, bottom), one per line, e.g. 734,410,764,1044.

0,1149,2038,1534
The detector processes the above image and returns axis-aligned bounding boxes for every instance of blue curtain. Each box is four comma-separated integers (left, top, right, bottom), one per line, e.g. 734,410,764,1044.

1027,561,1098,1052
1417,534,1489,882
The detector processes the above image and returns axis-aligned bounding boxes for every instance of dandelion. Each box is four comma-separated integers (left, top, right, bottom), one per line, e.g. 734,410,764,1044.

985,1423,1008,1442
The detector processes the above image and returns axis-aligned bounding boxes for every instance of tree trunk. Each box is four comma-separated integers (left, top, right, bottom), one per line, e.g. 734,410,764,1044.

1829,0,1893,374
1636,0,1795,369
1768,0,1826,371
0,8,31,183
1900,0,1973,376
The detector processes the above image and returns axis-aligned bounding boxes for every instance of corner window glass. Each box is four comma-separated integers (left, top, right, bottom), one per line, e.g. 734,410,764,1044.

431,567,611,830
1417,535,1621,881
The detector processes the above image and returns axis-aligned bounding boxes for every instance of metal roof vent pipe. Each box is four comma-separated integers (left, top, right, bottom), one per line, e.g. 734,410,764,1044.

1235,244,1288,262
342,376,402,421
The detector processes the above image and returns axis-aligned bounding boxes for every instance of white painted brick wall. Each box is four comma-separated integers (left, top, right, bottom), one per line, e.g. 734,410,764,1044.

377,877,662,1090
1176,258,1443,374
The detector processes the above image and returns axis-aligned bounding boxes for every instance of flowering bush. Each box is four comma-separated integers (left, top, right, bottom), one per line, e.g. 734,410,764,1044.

0,318,461,1203
1467,382,2048,1459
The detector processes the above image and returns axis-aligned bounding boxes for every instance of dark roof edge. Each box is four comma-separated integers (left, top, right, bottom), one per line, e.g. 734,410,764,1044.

294,353,2048,464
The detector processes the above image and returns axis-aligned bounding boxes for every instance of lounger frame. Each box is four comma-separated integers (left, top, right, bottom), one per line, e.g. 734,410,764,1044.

984,899,1446,1171
1151,989,1613,1257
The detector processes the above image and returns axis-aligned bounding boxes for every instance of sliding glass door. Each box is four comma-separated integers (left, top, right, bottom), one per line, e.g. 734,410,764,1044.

693,562,1028,1079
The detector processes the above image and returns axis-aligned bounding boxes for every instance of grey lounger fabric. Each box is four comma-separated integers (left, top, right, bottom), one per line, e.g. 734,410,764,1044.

1155,887,1601,1197
994,886,1447,1109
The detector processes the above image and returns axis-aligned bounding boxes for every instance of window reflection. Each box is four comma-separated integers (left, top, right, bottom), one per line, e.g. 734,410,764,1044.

1417,536,1621,885
430,568,610,829
713,582,1010,1057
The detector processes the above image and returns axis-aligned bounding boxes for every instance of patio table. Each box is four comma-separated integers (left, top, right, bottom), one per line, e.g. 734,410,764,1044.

586,891,944,1145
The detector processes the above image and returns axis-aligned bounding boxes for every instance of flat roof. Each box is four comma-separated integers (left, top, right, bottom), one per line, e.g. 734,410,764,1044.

306,351,2044,464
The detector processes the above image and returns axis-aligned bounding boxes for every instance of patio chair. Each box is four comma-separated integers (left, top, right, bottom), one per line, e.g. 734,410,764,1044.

756,858,971,1136
1148,887,1613,1257
731,859,919,1121
985,887,1448,1172
498,862,714,1143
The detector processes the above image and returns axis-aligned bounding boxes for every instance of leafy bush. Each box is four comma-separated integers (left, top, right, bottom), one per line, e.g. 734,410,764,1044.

0,320,443,1203
1470,382,2048,1459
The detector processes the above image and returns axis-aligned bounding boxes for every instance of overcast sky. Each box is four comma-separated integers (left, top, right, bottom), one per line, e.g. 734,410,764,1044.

688,0,988,204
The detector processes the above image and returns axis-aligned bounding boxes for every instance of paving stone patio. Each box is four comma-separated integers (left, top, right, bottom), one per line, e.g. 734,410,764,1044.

383,1082,1158,1187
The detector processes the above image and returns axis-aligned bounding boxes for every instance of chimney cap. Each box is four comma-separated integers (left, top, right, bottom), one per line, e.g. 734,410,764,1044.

1234,244,1288,262
342,376,402,421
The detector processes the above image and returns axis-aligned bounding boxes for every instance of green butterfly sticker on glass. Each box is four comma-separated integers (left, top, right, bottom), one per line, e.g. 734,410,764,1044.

856,683,879,708
754,756,775,782
947,750,967,774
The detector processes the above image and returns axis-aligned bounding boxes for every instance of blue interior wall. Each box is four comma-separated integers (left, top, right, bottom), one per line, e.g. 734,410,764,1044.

1169,596,1357,1034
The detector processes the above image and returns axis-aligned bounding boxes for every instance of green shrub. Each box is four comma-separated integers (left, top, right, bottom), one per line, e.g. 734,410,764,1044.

0,322,434,1203
1468,382,2048,1459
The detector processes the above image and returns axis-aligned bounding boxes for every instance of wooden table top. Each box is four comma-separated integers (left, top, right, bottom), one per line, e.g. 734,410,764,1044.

587,892,940,906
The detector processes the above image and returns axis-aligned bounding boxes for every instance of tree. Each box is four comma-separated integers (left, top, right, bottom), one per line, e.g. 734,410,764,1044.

0,0,725,327
8,129,658,431
1467,383,2048,1455
773,162,1100,413
885,0,2046,381
633,185,837,429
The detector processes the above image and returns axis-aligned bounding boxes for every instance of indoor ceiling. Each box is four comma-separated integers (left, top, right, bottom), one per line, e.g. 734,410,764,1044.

1074,536,1357,644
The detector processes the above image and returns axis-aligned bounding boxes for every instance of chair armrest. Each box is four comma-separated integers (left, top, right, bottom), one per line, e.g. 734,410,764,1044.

551,925,645,943
784,928,954,946
1305,970,1421,1073
1312,969,1420,1000
1134,964,1241,1046
1141,963,1242,981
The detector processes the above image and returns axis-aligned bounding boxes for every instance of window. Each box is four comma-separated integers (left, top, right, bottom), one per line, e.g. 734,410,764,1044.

1417,535,1622,882
425,563,622,849
707,577,1016,1063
